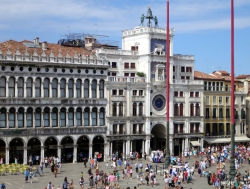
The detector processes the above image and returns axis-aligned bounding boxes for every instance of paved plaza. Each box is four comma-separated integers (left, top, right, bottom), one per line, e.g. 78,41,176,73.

0,157,248,189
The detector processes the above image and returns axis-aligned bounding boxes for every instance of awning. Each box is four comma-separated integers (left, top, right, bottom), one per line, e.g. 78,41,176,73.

190,141,201,146
235,136,250,142
204,138,230,144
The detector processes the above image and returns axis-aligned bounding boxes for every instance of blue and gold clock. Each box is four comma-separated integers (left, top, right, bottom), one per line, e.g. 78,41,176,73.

152,94,166,111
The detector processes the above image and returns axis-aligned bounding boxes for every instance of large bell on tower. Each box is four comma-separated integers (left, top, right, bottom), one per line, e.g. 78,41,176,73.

146,6,153,27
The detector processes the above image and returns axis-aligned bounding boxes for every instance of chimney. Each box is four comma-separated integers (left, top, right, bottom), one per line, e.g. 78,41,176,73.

34,37,39,44
42,41,47,50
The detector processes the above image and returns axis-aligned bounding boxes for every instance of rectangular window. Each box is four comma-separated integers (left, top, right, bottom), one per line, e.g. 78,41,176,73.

111,72,116,76
216,82,220,91
208,82,211,91
204,81,207,91
180,91,183,97
226,108,230,118
99,111,104,126
124,73,129,77
52,112,57,127
84,112,89,126
60,112,66,127
131,63,135,69
190,92,194,97
213,96,217,105
219,108,223,118
76,112,82,126
43,113,49,127
173,66,175,72
92,112,97,126
225,85,228,91
18,113,24,128
206,96,209,105
124,63,129,68
26,113,32,127
241,96,244,103
9,113,15,128
130,73,135,77
213,108,217,118
133,90,137,96
206,108,210,118
68,112,74,127
195,92,199,97
186,76,190,80
186,67,192,72
131,46,138,51
119,90,123,96
139,90,143,96
35,113,41,127
111,62,117,68
174,91,178,97
181,76,185,80
112,90,117,95
181,66,185,72
226,123,230,135
226,97,229,105
219,96,222,104
52,80,58,98
219,123,224,135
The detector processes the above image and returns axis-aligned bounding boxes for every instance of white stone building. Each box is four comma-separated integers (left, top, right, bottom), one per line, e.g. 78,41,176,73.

0,37,109,164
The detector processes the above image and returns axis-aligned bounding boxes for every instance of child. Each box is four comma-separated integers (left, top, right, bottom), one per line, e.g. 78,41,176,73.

81,171,83,178
29,170,33,183
106,162,109,169
140,175,144,185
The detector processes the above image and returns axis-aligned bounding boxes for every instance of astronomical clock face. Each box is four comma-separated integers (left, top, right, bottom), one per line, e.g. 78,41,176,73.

152,94,166,111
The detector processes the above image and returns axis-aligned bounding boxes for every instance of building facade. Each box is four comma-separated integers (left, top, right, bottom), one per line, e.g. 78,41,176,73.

0,38,109,164
194,70,249,145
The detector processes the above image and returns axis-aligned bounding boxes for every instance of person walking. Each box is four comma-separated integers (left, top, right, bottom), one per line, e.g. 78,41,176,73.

24,168,29,183
69,179,74,189
79,177,84,189
89,173,94,189
83,157,87,168
47,182,52,189
62,177,69,189
29,170,34,183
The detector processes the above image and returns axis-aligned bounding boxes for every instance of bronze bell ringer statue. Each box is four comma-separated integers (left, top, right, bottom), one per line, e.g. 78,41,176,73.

139,5,159,28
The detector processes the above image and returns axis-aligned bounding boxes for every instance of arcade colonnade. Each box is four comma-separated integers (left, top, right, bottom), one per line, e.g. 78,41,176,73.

0,134,106,164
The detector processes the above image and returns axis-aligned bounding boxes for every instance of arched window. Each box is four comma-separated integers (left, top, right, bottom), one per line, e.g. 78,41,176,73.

99,108,105,126
180,104,184,116
195,104,200,116
133,103,137,116
68,107,74,127
174,104,178,116
92,108,97,126
60,79,66,98
99,80,104,98
68,79,74,98
9,108,15,128
17,78,24,97
18,108,24,128
43,78,49,97
76,79,81,98
0,108,6,128
92,80,97,98
119,103,123,116
26,78,32,97
60,108,66,127
84,107,90,126
52,108,58,127
8,77,15,97
190,103,194,116
35,78,41,97
0,77,6,97
139,103,143,116
26,107,33,127
35,108,41,127
52,78,58,98
76,107,82,126
43,107,50,127
84,79,89,98
112,103,117,116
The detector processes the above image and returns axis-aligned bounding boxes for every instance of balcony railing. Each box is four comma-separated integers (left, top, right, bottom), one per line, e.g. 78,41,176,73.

108,77,146,83
96,48,139,56
132,131,146,135
110,131,126,135
173,80,203,85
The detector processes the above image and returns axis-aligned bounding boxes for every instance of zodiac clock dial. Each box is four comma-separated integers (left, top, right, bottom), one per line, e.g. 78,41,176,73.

152,94,166,111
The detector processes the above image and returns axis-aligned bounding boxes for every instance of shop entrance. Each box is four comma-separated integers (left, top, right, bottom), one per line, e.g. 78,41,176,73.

9,138,24,164
93,136,104,161
61,137,74,163
0,139,6,164
27,138,41,163
151,124,166,151
77,136,89,162
44,137,58,158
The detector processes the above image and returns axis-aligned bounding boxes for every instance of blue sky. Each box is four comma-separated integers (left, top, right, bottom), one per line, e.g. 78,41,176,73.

0,0,249,75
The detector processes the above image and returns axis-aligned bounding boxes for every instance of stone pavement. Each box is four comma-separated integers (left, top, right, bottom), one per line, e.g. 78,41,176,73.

0,157,249,189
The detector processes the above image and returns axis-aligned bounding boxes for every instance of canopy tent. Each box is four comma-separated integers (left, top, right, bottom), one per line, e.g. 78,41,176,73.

190,141,201,146
204,138,230,144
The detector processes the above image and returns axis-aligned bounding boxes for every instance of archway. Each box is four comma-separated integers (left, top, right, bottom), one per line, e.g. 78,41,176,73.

61,137,74,163
93,136,104,161
151,124,166,151
9,138,24,164
44,137,58,158
0,139,6,163
77,136,89,162
27,138,41,164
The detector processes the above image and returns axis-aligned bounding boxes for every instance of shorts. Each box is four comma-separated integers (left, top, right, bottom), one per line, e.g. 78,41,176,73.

169,183,172,187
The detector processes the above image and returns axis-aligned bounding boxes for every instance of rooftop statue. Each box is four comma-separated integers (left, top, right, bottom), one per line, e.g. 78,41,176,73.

154,16,159,28
140,14,145,26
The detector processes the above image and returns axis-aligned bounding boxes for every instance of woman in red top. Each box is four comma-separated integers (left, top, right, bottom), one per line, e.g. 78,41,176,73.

211,173,216,186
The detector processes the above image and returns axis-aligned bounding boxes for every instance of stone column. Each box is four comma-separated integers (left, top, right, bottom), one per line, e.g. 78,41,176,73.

136,103,139,116
82,110,84,127
123,141,126,159
32,80,35,97
24,80,27,98
89,111,92,126
57,146,61,161
6,79,9,97
41,79,44,98
73,145,77,163
117,124,120,134
49,81,52,98
116,104,119,116
110,141,113,155
57,81,61,98
89,80,92,98
96,82,100,98
15,111,18,128
89,143,93,159
126,139,130,156
57,110,60,127
41,111,44,127
73,81,76,98
130,141,133,152
66,81,69,98
184,138,189,151
66,109,68,127
142,140,145,158
23,146,27,165
33,112,35,128
41,146,44,163
145,138,150,156
15,78,18,97
24,112,27,129
74,109,77,127
81,81,84,98
6,112,9,128
50,111,52,127
97,109,99,126
5,147,9,164
136,124,139,134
